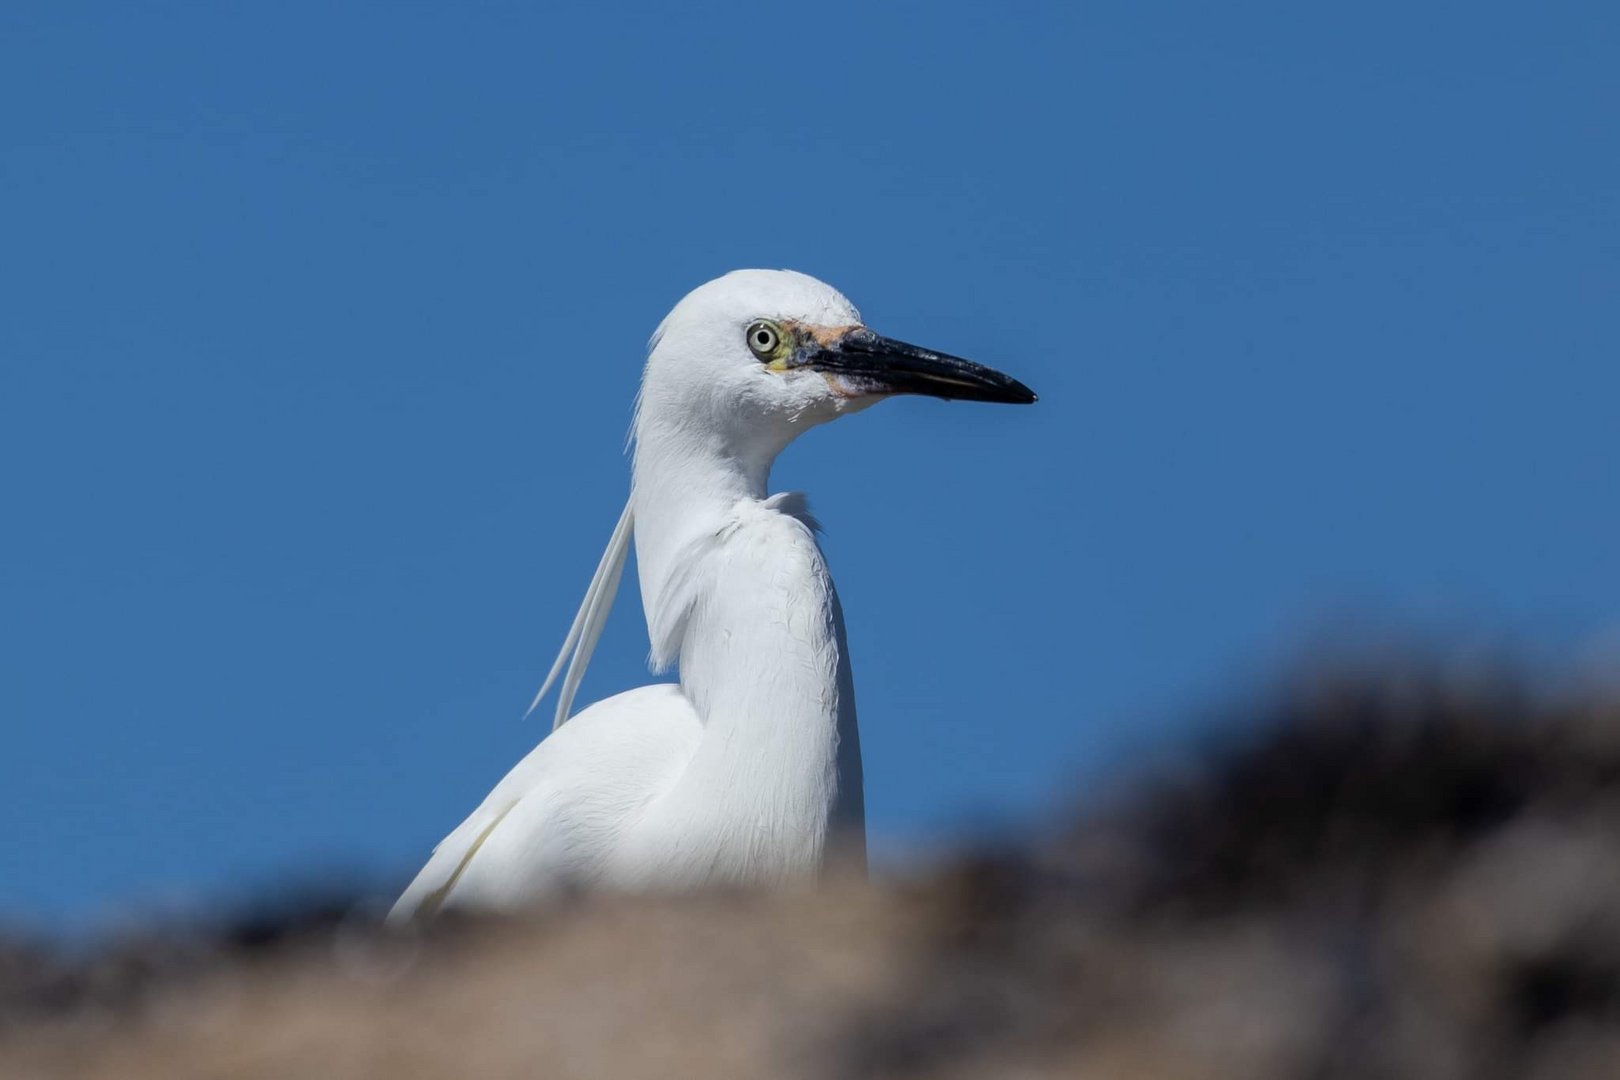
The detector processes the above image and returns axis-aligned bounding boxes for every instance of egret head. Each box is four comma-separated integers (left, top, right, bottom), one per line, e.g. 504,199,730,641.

636,269,1035,469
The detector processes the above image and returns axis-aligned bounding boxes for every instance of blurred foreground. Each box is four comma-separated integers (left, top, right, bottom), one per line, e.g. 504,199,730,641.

5,665,1620,1079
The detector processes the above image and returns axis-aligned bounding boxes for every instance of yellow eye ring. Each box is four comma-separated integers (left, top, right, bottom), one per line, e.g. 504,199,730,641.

746,320,781,360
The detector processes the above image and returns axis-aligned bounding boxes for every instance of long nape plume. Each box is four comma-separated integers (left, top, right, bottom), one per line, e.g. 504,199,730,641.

525,498,634,730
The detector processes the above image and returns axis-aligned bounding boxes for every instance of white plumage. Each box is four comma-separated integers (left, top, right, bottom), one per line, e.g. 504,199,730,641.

391,270,1033,921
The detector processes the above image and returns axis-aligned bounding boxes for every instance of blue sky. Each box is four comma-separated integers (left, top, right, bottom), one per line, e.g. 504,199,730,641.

3,1,1616,928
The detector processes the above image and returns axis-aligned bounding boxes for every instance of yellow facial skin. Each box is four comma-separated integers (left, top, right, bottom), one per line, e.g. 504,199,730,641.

750,319,860,373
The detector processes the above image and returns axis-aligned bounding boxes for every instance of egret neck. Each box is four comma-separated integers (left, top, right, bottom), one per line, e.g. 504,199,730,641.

622,394,865,884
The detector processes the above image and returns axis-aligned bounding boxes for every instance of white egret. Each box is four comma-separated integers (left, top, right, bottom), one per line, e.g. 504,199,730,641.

390,270,1034,921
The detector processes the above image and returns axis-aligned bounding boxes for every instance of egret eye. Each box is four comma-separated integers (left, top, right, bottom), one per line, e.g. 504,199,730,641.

746,320,781,360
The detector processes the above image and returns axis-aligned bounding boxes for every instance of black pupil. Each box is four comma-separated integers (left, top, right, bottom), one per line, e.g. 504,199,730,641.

756,331,771,346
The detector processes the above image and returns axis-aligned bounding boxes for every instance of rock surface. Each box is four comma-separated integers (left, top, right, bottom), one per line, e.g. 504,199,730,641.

5,669,1619,1079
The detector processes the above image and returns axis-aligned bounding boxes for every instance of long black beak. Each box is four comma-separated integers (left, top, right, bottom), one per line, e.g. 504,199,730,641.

802,328,1037,404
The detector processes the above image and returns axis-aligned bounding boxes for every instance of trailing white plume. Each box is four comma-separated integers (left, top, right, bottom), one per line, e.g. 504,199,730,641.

525,498,634,729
